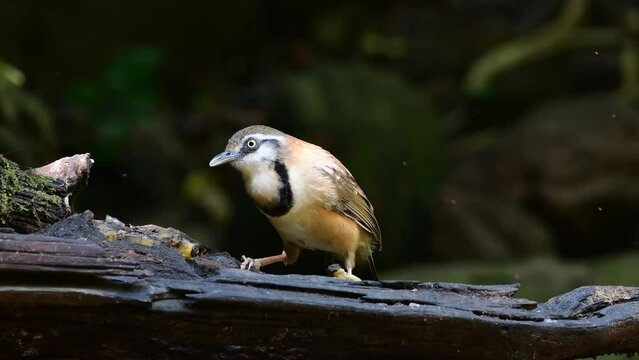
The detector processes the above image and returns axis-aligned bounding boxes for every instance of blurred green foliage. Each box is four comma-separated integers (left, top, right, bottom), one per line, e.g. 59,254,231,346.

588,355,639,360
67,46,162,161
0,58,54,165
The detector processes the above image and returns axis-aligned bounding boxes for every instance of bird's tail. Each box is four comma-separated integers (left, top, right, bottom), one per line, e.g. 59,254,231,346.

368,254,379,281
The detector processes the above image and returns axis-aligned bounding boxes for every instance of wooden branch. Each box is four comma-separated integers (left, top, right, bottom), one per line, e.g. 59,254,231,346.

33,153,93,196
0,212,637,359
0,154,92,232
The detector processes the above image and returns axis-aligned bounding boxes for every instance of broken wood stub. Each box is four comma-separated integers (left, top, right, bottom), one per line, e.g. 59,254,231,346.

0,154,92,233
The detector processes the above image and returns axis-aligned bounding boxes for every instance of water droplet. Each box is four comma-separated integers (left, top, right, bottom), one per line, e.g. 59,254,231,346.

594,51,599,55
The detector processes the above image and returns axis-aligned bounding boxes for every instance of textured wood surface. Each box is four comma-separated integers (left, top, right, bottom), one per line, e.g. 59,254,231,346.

0,213,637,359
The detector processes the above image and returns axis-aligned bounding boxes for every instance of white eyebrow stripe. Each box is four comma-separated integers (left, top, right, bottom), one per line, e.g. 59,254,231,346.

240,134,286,143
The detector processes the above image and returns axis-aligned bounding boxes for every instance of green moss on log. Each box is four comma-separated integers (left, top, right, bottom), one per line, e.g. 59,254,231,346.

0,155,67,232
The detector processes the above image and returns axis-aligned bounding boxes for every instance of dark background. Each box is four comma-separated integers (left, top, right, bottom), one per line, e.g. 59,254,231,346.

2,0,638,301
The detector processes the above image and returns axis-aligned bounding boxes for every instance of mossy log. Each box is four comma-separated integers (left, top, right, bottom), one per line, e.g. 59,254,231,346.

0,211,637,359
0,154,92,233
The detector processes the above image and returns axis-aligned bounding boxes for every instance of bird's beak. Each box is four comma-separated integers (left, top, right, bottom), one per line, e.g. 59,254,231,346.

209,150,239,167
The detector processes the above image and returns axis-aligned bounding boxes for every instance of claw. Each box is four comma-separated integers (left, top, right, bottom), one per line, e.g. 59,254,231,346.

240,255,260,270
327,264,362,281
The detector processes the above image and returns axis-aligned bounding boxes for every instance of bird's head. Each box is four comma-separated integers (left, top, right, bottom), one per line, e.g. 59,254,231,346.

209,125,288,176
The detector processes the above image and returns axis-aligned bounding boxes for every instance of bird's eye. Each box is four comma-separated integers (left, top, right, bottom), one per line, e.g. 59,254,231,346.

246,139,257,148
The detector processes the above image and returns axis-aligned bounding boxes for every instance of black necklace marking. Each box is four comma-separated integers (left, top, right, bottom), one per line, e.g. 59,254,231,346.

256,160,294,217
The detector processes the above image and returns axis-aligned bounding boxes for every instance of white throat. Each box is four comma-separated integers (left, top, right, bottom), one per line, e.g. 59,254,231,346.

242,162,281,205
231,136,287,205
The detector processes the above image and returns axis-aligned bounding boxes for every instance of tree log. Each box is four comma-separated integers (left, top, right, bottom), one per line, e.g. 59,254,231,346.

0,154,92,233
0,211,636,359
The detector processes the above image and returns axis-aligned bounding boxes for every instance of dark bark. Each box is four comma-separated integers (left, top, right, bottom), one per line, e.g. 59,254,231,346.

0,212,636,360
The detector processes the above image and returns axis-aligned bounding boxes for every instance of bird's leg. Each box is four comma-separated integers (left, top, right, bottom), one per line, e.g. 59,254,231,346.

345,251,356,275
240,251,287,270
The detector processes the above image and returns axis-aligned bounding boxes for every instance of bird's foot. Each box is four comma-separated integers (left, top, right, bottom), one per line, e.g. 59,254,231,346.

240,255,261,270
326,263,361,281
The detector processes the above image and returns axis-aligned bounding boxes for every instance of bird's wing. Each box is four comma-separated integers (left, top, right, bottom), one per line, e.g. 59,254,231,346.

317,158,382,252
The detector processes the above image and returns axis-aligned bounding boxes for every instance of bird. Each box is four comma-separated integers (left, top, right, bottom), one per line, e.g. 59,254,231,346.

209,125,381,280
